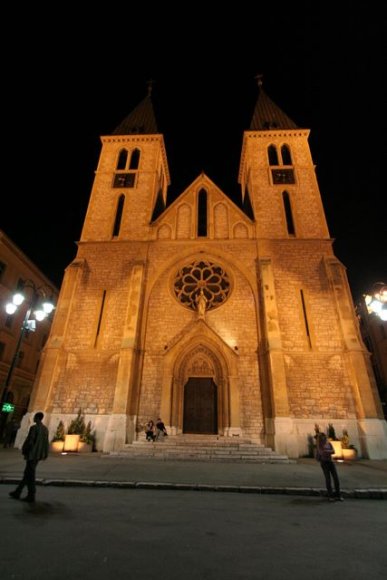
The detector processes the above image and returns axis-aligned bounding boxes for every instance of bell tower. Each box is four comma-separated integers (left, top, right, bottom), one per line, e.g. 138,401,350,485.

81,86,170,242
238,77,387,458
239,76,329,240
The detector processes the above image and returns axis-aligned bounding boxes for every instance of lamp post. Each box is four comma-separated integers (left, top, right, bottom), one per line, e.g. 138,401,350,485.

0,280,55,430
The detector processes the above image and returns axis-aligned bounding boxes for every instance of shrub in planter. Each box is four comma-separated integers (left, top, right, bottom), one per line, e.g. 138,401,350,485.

79,420,96,452
52,420,65,442
51,420,65,452
341,429,358,460
64,409,86,452
67,409,86,436
327,423,337,440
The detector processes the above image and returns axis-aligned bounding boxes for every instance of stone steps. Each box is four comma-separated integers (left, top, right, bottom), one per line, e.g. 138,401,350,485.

110,435,292,463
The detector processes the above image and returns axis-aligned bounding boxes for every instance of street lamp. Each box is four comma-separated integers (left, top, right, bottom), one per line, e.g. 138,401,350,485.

364,282,387,321
1,280,55,410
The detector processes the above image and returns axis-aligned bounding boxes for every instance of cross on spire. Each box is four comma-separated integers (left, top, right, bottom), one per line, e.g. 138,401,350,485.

255,74,264,88
147,79,155,96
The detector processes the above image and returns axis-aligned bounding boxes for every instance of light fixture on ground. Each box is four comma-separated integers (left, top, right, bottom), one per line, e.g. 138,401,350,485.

1,280,55,409
364,282,387,321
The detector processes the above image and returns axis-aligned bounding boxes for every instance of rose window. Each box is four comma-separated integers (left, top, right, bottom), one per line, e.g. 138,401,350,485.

173,260,231,312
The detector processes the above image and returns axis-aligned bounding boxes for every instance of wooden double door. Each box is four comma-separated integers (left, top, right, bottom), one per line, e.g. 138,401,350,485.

183,377,218,434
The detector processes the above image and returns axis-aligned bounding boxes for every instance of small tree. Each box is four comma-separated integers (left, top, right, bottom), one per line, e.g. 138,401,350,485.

67,409,86,436
81,420,95,446
327,423,337,440
52,420,65,442
341,429,350,449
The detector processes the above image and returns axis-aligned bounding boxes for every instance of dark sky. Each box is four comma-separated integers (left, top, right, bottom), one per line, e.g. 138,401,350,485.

2,5,386,301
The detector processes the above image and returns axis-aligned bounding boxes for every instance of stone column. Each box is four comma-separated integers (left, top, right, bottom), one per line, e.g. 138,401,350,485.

258,258,298,456
225,375,242,437
325,258,383,416
160,372,174,432
15,260,86,447
103,263,145,452
325,258,387,458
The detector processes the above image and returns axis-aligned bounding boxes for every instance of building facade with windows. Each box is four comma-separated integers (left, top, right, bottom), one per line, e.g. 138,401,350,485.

357,297,387,419
20,85,387,458
0,230,58,431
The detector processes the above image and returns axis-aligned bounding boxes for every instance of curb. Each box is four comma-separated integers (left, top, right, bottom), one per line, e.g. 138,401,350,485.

1,477,387,499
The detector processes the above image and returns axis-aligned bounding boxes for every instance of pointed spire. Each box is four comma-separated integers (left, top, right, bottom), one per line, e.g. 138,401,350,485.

112,85,158,135
250,75,298,130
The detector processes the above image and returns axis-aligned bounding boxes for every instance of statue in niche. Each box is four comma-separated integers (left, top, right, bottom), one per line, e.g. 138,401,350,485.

195,289,208,319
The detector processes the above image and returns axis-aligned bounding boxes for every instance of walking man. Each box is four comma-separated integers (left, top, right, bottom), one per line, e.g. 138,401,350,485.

9,412,49,503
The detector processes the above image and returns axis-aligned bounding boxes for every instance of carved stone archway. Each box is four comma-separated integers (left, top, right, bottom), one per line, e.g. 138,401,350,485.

173,345,225,434
159,326,242,438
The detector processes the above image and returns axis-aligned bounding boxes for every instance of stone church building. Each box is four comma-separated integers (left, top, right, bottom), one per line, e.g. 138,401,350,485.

20,84,387,458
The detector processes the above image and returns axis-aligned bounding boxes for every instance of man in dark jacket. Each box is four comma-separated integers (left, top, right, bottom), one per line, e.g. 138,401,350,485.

9,412,49,503
316,432,344,502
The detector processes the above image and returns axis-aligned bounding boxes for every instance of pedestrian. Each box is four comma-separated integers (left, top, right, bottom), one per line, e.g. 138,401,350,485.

145,420,156,441
316,432,344,501
3,418,18,448
9,412,49,503
155,418,168,441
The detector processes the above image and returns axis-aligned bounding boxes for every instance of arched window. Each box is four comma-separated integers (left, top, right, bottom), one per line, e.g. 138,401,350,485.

268,145,279,166
281,144,292,165
197,189,207,237
116,149,128,170
113,194,125,237
129,148,140,169
282,191,295,235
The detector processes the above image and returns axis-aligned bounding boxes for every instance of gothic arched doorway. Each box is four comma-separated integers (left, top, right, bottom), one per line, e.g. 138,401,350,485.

183,377,218,434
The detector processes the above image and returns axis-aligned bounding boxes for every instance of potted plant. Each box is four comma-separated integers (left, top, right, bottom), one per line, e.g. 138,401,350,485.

327,423,343,459
64,409,86,452
341,429,357,460
50,420,65,452
78,420,95,453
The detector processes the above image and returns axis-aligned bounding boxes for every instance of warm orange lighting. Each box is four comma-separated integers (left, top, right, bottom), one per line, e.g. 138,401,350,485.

364,282,387,321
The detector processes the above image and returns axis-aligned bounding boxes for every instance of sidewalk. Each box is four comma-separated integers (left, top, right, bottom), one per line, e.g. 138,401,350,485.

1,448,387,498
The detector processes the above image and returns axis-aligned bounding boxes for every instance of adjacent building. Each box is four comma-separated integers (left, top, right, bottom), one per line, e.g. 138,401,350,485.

357,295,387,418
0,230,58,434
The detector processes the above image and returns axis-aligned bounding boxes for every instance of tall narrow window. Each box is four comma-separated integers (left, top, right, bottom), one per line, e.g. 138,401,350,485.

282,191,295,235
117,149,128,170
197,189,207,237
281,144,292,165
268,145,279,166
112,194,125,237
300,290,312,348
95,290,106,346
129,148,140,169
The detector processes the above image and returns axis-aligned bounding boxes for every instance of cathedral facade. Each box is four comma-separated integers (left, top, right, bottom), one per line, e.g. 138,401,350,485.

20,86,387,458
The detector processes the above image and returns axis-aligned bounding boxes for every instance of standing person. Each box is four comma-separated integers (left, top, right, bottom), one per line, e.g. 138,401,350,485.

316,432,344,501
9,412,49,503
145,420,156,441
155,418,168,441
3,418,18,448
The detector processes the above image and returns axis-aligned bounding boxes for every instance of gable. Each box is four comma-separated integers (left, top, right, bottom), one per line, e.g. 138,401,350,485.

152,174,253,240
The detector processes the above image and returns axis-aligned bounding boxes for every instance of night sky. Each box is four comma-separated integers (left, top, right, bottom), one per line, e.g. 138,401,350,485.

2,6,385,301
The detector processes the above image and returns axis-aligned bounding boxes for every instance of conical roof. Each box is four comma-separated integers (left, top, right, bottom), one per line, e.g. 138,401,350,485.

112,92,158,135
250,78,297,130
